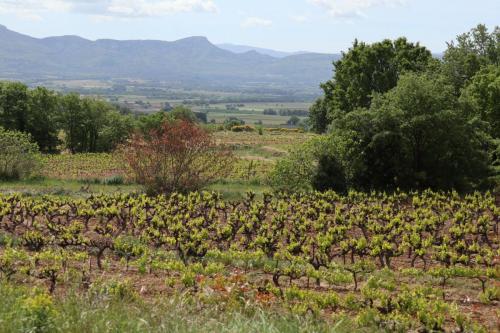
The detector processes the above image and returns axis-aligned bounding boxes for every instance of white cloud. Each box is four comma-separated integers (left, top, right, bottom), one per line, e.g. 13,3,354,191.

308,0,406,18
107,0,217,17
0,0,217,19
241,17,272,28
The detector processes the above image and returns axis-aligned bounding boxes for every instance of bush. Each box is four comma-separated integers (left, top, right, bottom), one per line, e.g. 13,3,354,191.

224,117,245,130
287,116,301,126
0,127,41,180
103,175,125,185
22,293,57,333
231,125,255,132
268,136,334,192
121,120,234,195
267,128,303,133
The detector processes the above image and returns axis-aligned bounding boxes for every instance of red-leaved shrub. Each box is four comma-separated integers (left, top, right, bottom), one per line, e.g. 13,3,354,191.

121,120,234,195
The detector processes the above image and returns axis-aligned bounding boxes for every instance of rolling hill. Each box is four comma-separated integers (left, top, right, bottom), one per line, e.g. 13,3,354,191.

0,25,339,92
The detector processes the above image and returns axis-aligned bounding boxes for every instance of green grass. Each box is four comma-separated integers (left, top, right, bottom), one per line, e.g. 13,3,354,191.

0,178,140,197
0,178,270,201
0,282,362,333
208,112,304,126
205,180,271,201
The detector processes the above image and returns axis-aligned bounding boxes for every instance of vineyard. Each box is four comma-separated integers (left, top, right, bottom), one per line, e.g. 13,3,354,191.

38,131,300,186
0,190,498,332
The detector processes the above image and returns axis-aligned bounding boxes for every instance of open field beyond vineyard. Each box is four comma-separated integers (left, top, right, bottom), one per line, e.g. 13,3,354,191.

0,131,314,200
0,191,498,332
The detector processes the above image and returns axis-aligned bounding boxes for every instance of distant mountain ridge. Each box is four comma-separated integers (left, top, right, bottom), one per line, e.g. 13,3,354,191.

0,25,339,93
216,43,308,58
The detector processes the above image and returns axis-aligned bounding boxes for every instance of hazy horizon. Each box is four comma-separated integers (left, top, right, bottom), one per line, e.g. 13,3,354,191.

0,0,498,54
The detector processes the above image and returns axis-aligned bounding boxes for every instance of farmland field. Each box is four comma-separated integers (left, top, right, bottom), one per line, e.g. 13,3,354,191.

0,131,314,200
0,130,499,333
0,191,498,332
107,93,312,127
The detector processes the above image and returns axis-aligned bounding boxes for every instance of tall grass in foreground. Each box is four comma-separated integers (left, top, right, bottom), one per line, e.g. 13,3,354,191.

0,283,364,333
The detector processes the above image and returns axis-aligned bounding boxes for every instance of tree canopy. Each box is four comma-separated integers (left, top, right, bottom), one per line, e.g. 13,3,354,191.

276,24,499,193
310,38,434,132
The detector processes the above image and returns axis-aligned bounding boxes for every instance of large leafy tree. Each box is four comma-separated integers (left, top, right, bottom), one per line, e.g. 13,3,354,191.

0,83,60,152
443,24,500,94
336,73,490,191
460,65,500,138
28,87,60,153
276,73,491,192
0,82,30,132
310,38,433,132
59,94,133,153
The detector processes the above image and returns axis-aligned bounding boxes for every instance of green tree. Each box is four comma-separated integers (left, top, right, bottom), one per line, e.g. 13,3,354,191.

277,73,491,192
59,94,89,153
268,136,336,192
167,106,198,123
28,87,60,153
460,65,500,138
338,73,490,191
60,95,131,153
96,111,135,152
287,116,301,126
0,82,30,132
309,97,329,133
443,24,500,94
309,38,433,132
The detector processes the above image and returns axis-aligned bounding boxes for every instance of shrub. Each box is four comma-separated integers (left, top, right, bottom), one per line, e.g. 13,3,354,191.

224,117,245,130
121,120,234,195
267,128,303,133
0,127,41,180
231,125,255,132
287,116,301,126
103,175,125,185
268,136,334,192
22,293,57,333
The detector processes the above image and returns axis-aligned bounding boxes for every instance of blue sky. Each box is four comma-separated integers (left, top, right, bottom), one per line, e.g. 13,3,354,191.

0,0,498,53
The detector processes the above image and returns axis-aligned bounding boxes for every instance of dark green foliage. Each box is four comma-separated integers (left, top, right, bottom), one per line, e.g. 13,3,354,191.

27,87,60,153
0,83,60,153
326,73,491,191
460,65,500,138
167,105,198,123
312,154,347,193
194,112,208,124
300,26,499,192
309,37,433,132
224,117,245,130
0,82,30,133
287,116,300,126
274,72,493,192
0,82,202,154
308,97,329,133
59,94,133,153
443,24,500,94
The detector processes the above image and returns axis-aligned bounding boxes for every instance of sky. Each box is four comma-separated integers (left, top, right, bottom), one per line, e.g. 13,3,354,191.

0,0,498,54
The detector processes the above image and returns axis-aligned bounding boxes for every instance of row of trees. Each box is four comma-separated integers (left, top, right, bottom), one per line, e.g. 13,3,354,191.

0,83,206,154
273,24,499,192
0,84,133,153
0,91,234,193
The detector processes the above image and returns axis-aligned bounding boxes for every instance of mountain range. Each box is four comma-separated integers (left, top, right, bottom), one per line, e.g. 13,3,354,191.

216,43,308,58
0,25,339,93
